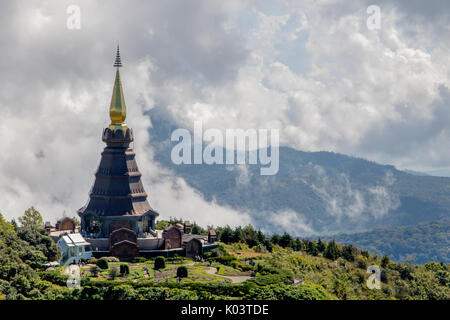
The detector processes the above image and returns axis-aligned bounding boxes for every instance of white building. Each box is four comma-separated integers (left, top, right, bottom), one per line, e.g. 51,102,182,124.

58,233,92,266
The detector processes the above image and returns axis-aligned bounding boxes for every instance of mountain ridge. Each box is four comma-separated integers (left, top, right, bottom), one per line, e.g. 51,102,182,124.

318,220,449,264
147,106,450,234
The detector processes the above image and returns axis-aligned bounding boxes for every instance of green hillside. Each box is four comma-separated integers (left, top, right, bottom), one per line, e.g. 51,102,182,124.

320,220,450,264
1,212,448,300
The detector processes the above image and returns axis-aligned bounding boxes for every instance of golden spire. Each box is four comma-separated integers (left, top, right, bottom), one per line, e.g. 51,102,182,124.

108,45,128,134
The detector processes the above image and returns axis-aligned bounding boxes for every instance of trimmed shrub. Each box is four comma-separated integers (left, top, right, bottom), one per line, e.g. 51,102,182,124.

154,256,166,270
177,266,188,278
120,264,130,275
109,267,119,280
87,257,97,264
90,265,101,277
96,257,109,270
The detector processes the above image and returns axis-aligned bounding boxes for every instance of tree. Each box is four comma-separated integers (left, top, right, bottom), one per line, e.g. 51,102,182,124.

271,234,281,245
243,225,258,247
155,220,170,230
342,245,357,262
71,216,80,227
263,239,273,252
256,230,266,244
17,207,60,262
10,219,18,232
306,241,319,256
279,233,294,248
381,255,391,268
18,207,43,230
292,238,304,251
324,240,341,261
361,250,370,259
317,238,326,253
191,222,207,235
176,266,188,278
154,256,166,270
232,227,244,243
219,226,234,244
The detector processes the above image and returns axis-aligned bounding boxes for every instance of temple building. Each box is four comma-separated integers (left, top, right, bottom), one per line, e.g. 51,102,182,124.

77,46,158,238
59,46,218,261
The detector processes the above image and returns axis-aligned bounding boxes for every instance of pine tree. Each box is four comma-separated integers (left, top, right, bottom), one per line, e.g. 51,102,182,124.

342,245,357,262
317,238,326,253
324,240,341,260
307,240,319,256
220,226,234,244
279,232,294,248
271,234,281,245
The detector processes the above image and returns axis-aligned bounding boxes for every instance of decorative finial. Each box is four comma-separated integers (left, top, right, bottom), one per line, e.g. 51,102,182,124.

109,45,127,134
114,44,122,68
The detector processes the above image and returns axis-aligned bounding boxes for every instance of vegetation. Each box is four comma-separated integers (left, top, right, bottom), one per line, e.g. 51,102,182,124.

322,221,450,264
90,266,100,277
109,267,119,280
0,211,448,300
0,208,66,300
177,266,188,279
120,264,130,276
154,257,165,270
96,258,109,270
17,207,60,262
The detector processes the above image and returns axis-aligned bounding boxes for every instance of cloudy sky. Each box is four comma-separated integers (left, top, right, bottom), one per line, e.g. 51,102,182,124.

0,0,449,226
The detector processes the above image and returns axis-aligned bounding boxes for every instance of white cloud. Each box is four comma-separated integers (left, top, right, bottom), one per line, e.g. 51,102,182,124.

262,210,315,237
0,0,448,233
307,166,400,222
